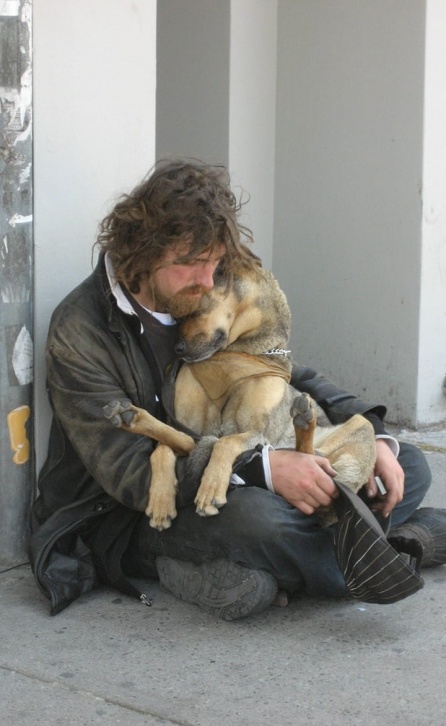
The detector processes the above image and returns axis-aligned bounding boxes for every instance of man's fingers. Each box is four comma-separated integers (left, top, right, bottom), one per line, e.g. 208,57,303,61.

371,498,395,519
366,474,378,499
370,479,404,518
315,456,337,478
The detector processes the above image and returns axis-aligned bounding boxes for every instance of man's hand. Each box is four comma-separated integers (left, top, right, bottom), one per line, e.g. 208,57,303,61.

268,449,338,515
365,439,404,518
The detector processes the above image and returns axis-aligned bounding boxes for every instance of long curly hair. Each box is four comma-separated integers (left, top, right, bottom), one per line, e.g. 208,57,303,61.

96,158,256,293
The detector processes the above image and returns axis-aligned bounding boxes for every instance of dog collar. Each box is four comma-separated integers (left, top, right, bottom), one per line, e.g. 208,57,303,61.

263,348,291,356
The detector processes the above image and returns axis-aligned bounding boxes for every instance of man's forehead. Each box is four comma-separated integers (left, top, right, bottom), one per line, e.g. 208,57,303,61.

165,240,226,264
194,244,226,262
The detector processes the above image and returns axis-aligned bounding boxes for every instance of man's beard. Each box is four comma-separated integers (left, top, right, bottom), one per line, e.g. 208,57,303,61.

155,286,208,318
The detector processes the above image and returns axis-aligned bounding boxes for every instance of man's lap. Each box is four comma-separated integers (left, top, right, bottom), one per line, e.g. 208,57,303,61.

122,441,431,597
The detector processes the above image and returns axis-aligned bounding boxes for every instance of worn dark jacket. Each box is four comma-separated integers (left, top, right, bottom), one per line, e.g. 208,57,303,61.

29,254,387,614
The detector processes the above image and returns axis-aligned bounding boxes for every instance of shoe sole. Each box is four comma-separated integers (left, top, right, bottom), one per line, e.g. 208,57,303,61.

156,557,278,621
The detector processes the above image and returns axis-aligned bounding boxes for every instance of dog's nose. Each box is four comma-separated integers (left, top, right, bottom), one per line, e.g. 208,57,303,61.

174,341,186,356
213,329,227,348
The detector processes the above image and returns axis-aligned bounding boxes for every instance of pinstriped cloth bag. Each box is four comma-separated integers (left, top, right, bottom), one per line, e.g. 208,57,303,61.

333,479,424,604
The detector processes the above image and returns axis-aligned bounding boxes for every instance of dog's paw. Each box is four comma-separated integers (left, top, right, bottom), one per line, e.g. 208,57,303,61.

145,498,177,531
103,399,136,427
146,509,176,531
290,392,316,430
194,483,227,517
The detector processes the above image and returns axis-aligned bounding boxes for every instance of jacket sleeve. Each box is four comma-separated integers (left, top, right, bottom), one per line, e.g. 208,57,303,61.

43,323,160,514
291,364,388,435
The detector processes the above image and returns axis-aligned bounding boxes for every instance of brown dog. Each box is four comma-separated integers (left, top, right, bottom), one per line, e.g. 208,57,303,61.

104,258,376,530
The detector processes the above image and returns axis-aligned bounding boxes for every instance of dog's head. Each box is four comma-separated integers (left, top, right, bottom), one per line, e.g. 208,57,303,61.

175,263,291,363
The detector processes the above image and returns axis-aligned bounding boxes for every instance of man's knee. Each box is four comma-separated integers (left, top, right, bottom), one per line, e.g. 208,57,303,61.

223,486,294,544
398,441,432,499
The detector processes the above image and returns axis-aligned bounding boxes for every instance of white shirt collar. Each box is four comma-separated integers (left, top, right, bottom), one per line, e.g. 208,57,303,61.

104,252,176,326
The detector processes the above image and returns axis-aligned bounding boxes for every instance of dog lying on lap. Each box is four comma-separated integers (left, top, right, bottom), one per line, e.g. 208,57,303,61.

104,256,376,530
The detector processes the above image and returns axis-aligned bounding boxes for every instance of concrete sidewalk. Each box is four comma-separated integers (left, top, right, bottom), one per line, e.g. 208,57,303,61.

1,426,446,726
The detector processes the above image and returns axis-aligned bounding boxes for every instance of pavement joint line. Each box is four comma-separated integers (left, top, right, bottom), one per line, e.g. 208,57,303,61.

0,662,194,726
0,562,29,575
417,444,446,454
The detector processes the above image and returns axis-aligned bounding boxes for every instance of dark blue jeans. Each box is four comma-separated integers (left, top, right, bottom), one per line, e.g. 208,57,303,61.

123,442,431,597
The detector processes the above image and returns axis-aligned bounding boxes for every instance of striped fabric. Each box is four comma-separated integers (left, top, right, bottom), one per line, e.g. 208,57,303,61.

333,479,424,604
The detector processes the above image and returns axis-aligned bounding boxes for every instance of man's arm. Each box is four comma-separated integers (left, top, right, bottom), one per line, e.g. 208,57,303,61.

291,364,387,431
46,339,159,513
235,364,404,516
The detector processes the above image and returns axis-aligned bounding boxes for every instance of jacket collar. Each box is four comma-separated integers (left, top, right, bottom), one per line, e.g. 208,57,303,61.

104,251,135,316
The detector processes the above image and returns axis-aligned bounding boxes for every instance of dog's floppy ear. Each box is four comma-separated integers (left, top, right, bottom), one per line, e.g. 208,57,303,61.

213,246,262,292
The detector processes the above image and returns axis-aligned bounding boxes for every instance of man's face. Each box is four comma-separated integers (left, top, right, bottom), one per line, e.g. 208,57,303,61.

145,241,226,317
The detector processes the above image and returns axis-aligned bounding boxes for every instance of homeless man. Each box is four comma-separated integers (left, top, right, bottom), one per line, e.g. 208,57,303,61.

29,159,446,619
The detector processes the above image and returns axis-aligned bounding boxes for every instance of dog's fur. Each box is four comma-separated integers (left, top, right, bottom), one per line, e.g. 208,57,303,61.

104,259,376,530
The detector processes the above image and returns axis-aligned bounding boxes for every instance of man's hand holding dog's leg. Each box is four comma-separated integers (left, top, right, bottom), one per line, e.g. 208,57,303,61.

268,450,338,515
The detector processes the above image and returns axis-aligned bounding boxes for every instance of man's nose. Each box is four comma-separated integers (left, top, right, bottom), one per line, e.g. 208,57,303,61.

195,264,215,289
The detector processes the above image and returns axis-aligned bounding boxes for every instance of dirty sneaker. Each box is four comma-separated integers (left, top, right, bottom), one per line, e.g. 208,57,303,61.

156,557,278,620
389,508,446,567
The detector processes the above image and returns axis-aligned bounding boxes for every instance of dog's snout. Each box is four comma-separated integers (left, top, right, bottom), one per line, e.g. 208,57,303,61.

174,341,186,356
174,328,228,363
213,329,227,348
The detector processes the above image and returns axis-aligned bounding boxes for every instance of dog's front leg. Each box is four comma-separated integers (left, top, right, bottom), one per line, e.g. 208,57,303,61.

103,399,196,455
290,392,317,454
146,442,178,530
194,432,257,516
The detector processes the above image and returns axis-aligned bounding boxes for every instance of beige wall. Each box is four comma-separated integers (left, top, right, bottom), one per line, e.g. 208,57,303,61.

33,0,157,468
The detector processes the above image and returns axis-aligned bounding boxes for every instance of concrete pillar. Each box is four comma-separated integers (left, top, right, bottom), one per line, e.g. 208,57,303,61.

417,0,446,424
155,0,231,165
274,0,446,427
228,0,278,268
156,0,278,267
